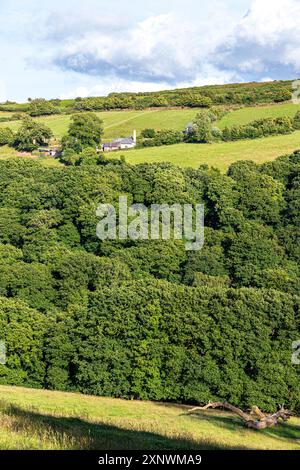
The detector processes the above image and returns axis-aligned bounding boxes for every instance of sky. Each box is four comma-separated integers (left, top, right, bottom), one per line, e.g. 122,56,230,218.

0,0,300,102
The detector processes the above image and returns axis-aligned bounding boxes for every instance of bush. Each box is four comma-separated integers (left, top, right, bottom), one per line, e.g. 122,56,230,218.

141,128,156,138
293,111,300,130
211,127,223,141
188,95,213,108
222,116,293,141
0,127,14,146
29,98,60,117
69,82,295,111
11,113,25,121
273,88,292,102
140,130,183,147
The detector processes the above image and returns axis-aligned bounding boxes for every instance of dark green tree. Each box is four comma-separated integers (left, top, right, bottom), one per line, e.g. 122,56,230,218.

12,117,53,151
28,98,60,117
62,113,104,152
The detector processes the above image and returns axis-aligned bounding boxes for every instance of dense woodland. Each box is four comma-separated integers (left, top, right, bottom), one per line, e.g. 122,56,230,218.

0,150,299,412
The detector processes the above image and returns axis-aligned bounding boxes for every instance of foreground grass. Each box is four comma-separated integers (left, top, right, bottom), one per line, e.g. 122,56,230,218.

112,131,300,171
0,386,299,450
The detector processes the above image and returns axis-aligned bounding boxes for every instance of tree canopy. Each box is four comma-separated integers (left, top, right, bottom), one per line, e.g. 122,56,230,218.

61,113,104,152
0,151,299,412
12,117,53,151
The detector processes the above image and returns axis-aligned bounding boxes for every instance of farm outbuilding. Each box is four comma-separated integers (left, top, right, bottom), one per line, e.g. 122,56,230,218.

38,146,60,157
102,130,137,152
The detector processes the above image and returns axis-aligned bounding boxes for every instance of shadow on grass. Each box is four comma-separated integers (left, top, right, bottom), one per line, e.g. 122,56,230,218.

1,403,245,450
188,411,245,431
187,411,300,443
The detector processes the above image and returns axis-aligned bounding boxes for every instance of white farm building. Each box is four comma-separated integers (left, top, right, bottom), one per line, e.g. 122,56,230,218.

102,130,137,152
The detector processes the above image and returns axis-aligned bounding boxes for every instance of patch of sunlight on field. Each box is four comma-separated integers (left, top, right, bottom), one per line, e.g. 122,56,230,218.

0,386,299,450
112,131,300,172
218,102,300,128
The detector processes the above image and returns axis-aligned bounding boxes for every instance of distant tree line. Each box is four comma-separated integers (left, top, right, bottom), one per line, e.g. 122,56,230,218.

71,82,293,111
0,80,293,117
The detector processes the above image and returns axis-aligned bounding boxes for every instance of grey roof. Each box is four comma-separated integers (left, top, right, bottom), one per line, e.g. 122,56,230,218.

183,122,194,134
113,137,134,144
103,142,120,148
38,146,60,151
103,135,135,147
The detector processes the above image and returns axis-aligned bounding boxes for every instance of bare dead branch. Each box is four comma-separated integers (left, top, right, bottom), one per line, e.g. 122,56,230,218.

188,402,294,430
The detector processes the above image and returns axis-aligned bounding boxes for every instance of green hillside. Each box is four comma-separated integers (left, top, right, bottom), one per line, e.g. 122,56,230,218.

0,386,299,450
2,122,300,172
58,79,294,111
1,100,300,171
218,102,300,128
112,131,300,171
0,108,201,141
2,100,300,143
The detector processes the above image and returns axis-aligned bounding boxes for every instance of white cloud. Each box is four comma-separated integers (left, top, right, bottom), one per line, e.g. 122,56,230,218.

53,13,208,83
6,0,299,101
50,0,300,96
235,0,300,45
215,0,300,76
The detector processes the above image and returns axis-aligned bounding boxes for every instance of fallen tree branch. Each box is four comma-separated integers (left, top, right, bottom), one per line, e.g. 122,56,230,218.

188,401,294,429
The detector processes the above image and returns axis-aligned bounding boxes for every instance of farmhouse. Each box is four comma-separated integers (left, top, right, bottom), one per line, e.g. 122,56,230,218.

103,130,137,152
38,146,60,157
183,122,194,135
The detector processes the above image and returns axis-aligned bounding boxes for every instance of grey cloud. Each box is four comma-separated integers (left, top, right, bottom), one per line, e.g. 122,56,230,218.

211,0,300,80
213,41,299,81
33,1,300,87
54,56,181,84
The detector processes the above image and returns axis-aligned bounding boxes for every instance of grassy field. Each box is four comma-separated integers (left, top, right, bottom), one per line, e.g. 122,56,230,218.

1,102,300,140
112,131,300,172
218,102,300,128
1,131,300,172
0,111,17,118
0,386,299,450
1,103,300,171
0,108,201,141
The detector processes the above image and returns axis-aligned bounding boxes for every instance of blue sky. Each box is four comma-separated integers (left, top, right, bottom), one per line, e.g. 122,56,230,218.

0,0,300,102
